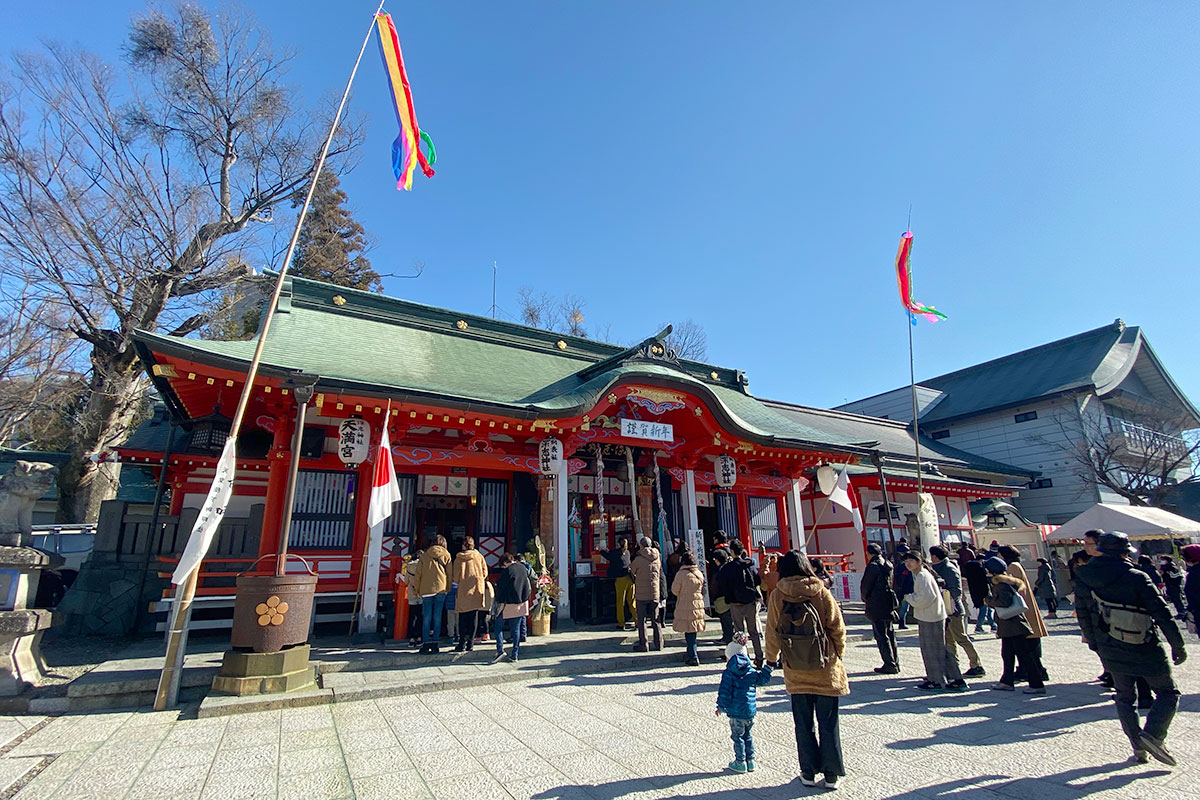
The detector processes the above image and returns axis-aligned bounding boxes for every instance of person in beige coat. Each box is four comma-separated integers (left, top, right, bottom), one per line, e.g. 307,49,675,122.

998,545,1049,684
671,551,706,666
452,537,489,652
414,535,452,653
764,551,848,791
629,537,663,651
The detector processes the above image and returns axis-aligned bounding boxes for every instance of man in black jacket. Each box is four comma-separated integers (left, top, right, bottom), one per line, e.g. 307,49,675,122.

716,540,763,665
1075,532,1187,767
860,543,899,674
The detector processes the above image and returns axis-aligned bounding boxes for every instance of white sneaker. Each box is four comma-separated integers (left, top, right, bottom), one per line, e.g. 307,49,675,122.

800,774,819,787
824,775,840,790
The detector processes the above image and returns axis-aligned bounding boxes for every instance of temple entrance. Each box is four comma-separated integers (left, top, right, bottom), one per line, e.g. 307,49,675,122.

697,506,720,552
415,498,471,552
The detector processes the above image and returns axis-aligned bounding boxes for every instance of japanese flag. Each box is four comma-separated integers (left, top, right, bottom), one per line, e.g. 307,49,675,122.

829,465,864,534
172,438,237,584
367,425,402,529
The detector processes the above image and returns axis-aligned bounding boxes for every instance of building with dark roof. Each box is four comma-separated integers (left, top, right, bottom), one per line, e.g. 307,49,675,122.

837,320,1200,524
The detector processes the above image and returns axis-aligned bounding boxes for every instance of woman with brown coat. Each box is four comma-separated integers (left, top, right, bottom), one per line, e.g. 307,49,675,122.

451,537,489,652
629,537,664,651
671,551,706,666
998,545,1048,684
765,551,849,791
414,535,453,654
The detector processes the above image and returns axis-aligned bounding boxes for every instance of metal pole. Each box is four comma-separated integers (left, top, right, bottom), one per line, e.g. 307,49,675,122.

909,315,923,497
276,383,315,576
155,1,386,710
872,452,898,548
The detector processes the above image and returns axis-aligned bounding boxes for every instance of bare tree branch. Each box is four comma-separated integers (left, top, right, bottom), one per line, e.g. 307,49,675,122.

0,3,363,520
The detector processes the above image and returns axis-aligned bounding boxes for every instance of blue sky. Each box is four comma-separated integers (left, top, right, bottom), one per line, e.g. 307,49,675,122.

5,2,1199,411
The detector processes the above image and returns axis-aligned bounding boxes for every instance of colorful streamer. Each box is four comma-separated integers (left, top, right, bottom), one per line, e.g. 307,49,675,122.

895,231,947,323
375,13,435,190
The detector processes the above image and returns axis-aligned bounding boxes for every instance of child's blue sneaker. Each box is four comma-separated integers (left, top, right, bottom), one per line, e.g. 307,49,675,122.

728,760,748,773
746,760,756,772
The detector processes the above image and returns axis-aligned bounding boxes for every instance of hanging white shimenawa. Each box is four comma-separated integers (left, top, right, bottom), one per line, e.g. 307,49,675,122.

652,450,669,546
594,443,606,550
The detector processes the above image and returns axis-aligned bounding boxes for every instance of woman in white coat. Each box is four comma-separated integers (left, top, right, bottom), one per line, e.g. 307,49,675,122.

903,552,968,692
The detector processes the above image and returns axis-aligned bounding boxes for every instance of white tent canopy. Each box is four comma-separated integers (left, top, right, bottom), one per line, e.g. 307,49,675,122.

1047,503,1200,543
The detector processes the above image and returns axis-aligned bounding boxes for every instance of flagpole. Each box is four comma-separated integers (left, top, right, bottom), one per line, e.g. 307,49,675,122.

905,224,923,499
154,0,388,711
350,400,392,634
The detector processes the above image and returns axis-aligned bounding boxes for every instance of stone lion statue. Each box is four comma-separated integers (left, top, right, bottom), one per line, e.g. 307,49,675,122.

0,461,59,546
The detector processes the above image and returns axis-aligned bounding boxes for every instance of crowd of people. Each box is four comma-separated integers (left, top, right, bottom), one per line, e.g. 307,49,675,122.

398,527,1197,790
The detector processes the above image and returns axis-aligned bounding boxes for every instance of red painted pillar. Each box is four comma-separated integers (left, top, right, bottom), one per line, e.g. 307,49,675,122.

258,414,293,560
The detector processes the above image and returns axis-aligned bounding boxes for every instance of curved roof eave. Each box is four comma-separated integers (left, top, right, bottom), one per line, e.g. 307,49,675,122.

132,332,873,458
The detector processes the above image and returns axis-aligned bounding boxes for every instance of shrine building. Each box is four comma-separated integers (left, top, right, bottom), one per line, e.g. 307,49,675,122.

96,275,1031,632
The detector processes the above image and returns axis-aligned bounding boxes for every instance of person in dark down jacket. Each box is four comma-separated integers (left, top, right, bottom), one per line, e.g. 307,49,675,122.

1034,558,1059,618
963,551,993,634
605,538,635,630
1159,556,1186,618
710,549,735,645
1183,544,1200,622
983,557,1045,694
717,540,764,666
629,536,664,652
1075,532,1187,767
860,543,899,674
492,552,531,663
893,553,913,629
716,631,773,774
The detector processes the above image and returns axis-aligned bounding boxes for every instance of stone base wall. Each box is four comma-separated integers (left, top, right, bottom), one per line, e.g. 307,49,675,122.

54,553,169,637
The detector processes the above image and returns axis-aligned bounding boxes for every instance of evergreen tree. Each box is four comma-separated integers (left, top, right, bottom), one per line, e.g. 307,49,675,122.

291,172,381,291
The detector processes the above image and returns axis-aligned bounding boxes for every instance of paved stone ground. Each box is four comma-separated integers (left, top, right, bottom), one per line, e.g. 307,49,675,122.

0,615,1197,799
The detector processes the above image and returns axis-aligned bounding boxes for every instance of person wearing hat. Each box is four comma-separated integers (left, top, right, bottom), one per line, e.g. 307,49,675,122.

982,556,1046,694
715,631,773,774
1074,531,1187,767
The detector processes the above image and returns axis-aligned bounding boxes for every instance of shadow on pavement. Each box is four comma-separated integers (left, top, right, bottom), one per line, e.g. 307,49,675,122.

887,761,1172,799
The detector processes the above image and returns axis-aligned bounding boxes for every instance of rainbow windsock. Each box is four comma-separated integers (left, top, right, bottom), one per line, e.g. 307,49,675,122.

895,231,947,323
375,13,435,190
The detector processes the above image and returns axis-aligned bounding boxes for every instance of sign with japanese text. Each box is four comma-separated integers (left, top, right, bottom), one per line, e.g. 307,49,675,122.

620,418,674,442
685,528,710,607
539,437,563,475
716,454,737,488
337,418,370,468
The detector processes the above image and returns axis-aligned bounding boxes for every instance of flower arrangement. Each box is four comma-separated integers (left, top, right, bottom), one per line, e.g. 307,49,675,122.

525,536,562,618
532,572,562,617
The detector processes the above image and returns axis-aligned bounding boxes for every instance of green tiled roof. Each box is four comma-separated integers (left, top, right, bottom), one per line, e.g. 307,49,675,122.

762,401,1036,480
843,320,1198,426
133,276,872,454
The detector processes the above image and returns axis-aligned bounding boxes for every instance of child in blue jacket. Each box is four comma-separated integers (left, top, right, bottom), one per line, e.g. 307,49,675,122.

716,631,773,773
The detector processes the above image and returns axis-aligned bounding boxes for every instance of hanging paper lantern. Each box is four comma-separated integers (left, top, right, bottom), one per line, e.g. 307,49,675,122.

716,454,737,488
539,437,563,475
337,418,370,469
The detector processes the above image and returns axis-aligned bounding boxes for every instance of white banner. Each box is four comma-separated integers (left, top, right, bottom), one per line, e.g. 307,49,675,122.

171,438,237,584
686,528,710,607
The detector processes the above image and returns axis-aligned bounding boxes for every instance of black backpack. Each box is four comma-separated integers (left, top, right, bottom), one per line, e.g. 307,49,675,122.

776,599,829,670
